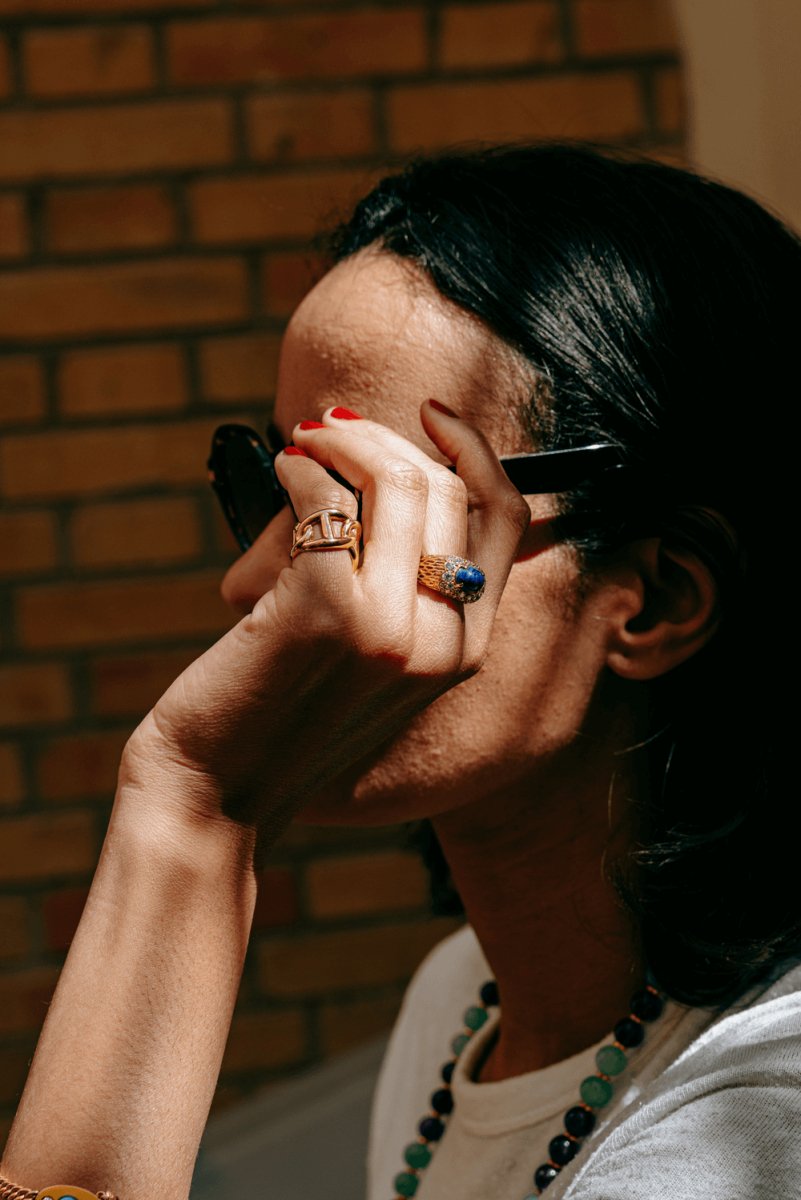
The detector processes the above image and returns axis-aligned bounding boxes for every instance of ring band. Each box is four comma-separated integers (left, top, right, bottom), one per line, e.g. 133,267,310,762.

291,508,362,570
417,555,486,604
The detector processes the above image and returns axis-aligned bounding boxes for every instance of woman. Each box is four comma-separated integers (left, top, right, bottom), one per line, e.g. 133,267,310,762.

2,142,800,1200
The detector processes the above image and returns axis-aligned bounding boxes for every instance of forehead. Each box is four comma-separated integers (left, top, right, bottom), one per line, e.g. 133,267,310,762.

274,247,531,454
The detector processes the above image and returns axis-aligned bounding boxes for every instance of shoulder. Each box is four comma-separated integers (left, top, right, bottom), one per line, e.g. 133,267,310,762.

562,959,801,1199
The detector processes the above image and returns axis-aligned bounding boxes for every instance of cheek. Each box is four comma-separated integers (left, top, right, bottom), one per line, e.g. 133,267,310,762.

295,563,600,826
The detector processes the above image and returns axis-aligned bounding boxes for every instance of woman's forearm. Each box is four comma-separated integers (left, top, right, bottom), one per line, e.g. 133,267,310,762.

0,765,259,1200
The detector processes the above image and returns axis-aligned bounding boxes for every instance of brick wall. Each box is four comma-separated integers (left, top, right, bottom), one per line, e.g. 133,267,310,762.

0,0,685,1144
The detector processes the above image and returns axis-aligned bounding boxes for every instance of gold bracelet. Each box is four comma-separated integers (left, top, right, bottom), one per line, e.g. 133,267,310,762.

0,1176,119,1200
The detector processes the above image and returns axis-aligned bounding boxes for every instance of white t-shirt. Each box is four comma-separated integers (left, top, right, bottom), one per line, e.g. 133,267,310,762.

367,924,801,1200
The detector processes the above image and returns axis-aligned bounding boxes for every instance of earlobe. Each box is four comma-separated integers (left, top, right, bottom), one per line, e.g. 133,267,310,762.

606,539,720,682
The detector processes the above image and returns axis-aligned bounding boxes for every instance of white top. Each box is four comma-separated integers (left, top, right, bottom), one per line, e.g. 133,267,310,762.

367,924,801,1199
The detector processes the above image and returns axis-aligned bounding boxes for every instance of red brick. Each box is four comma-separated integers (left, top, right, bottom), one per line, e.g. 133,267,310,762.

168,10,426,86
0,510,58,576
41,883,89,945
0,742,24,808
0,100,232,183
0,0,214,11
191,168,374,243
655,66,684,135
252,865,301,931
41,884,90,951
24,25,155,98
441,1,562,68
256,917,461,997
0,810,97,882
221,1007,307,1073
306,851,429,919
0,663,71,729
0,896,30,961
37,728,130,802
69,496,202,569
247,89,375,163
46,184,175,254
90,647,201,717
18,571,232,650
0,1045,34,1108
0,193,27,258
0,356,46,426
388,72,643,151
574,0,679,58
0,417,226,501
319,992,403,1056
262,251,328,318
0,258,247,341
59,344,186,418
0,966,61,1035
0,35,10,99
200,334,282,405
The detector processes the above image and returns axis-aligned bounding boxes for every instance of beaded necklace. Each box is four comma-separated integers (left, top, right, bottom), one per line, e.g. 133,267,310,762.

390,977,665,1199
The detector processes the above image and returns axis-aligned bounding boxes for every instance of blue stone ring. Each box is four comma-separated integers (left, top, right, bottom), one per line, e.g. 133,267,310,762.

417,555,487,604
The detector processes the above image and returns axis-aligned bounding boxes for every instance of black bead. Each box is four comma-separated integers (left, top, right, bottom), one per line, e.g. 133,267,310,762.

419,1116,444,1141
548,1135,578,1166
614,1016,645,1048
534,1163,560,1189
630,987,664,1021
480,980,499,1007
431,1087,453,1115
564,1105,596,1138
441,1061,455,1085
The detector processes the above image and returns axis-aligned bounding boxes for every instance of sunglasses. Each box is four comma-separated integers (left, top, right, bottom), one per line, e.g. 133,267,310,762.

208,421,625,553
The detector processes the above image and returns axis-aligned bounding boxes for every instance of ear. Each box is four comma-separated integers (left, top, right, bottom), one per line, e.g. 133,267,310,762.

606,538,720,681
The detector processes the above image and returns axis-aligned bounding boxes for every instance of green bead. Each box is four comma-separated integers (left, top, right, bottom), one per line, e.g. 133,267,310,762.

404,1143,432,1170
451,1032,470,1056
596,1044,627,1076
463,1005,488,1031
580,1074,614,1107
394,1171,419,1197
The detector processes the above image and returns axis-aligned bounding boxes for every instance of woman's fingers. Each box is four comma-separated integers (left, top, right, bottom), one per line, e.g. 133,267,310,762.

287,420,430,627
419,400,532,654
299,409,469,563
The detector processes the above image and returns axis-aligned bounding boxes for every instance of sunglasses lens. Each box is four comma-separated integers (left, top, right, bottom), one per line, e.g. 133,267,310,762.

224,435,282,547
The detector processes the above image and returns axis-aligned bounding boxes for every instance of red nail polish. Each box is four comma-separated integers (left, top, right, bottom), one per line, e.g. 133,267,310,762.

284,445,308,456
298,420,325,430
330,407,362,420
428,399,459,417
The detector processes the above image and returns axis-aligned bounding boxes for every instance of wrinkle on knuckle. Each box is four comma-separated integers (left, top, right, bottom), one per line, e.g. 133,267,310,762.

382,459,428,499
431,468,468,508
501,489,532,534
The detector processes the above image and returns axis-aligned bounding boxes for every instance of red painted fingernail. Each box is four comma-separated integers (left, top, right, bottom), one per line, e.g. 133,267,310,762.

428,399,459,417
298,420,325,430
283,445,308,456
330,407,362,420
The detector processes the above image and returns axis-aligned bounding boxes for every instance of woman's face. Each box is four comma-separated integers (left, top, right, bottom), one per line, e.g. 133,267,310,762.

220,248,623,826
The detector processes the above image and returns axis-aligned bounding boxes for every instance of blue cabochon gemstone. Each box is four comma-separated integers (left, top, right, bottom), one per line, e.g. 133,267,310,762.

455,566,485,593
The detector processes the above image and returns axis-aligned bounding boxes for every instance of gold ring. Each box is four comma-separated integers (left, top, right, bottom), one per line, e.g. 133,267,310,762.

417,555,486,603
291,509,361,571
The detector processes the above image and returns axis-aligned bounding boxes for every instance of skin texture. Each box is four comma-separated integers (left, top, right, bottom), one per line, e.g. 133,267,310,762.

220,248,719,1081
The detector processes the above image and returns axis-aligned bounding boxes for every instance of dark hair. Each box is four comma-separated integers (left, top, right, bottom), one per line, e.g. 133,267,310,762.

328,142,801,1010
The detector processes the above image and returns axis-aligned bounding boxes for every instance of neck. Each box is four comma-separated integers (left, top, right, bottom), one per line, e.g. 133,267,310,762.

431,745,646,1084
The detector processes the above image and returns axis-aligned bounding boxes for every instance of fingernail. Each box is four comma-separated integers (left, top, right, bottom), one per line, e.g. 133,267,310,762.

330,407,362,420
283,445,308,457
428,399,459,417
298,420,325,430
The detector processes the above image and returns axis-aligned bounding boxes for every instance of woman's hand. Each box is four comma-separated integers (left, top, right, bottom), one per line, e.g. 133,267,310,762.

121,401,530,845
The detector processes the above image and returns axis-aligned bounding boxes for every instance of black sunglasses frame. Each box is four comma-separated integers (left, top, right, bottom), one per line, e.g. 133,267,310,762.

208,422,625,553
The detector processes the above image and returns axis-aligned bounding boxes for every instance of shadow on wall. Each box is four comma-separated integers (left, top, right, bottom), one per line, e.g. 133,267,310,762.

190,1034,389,1199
